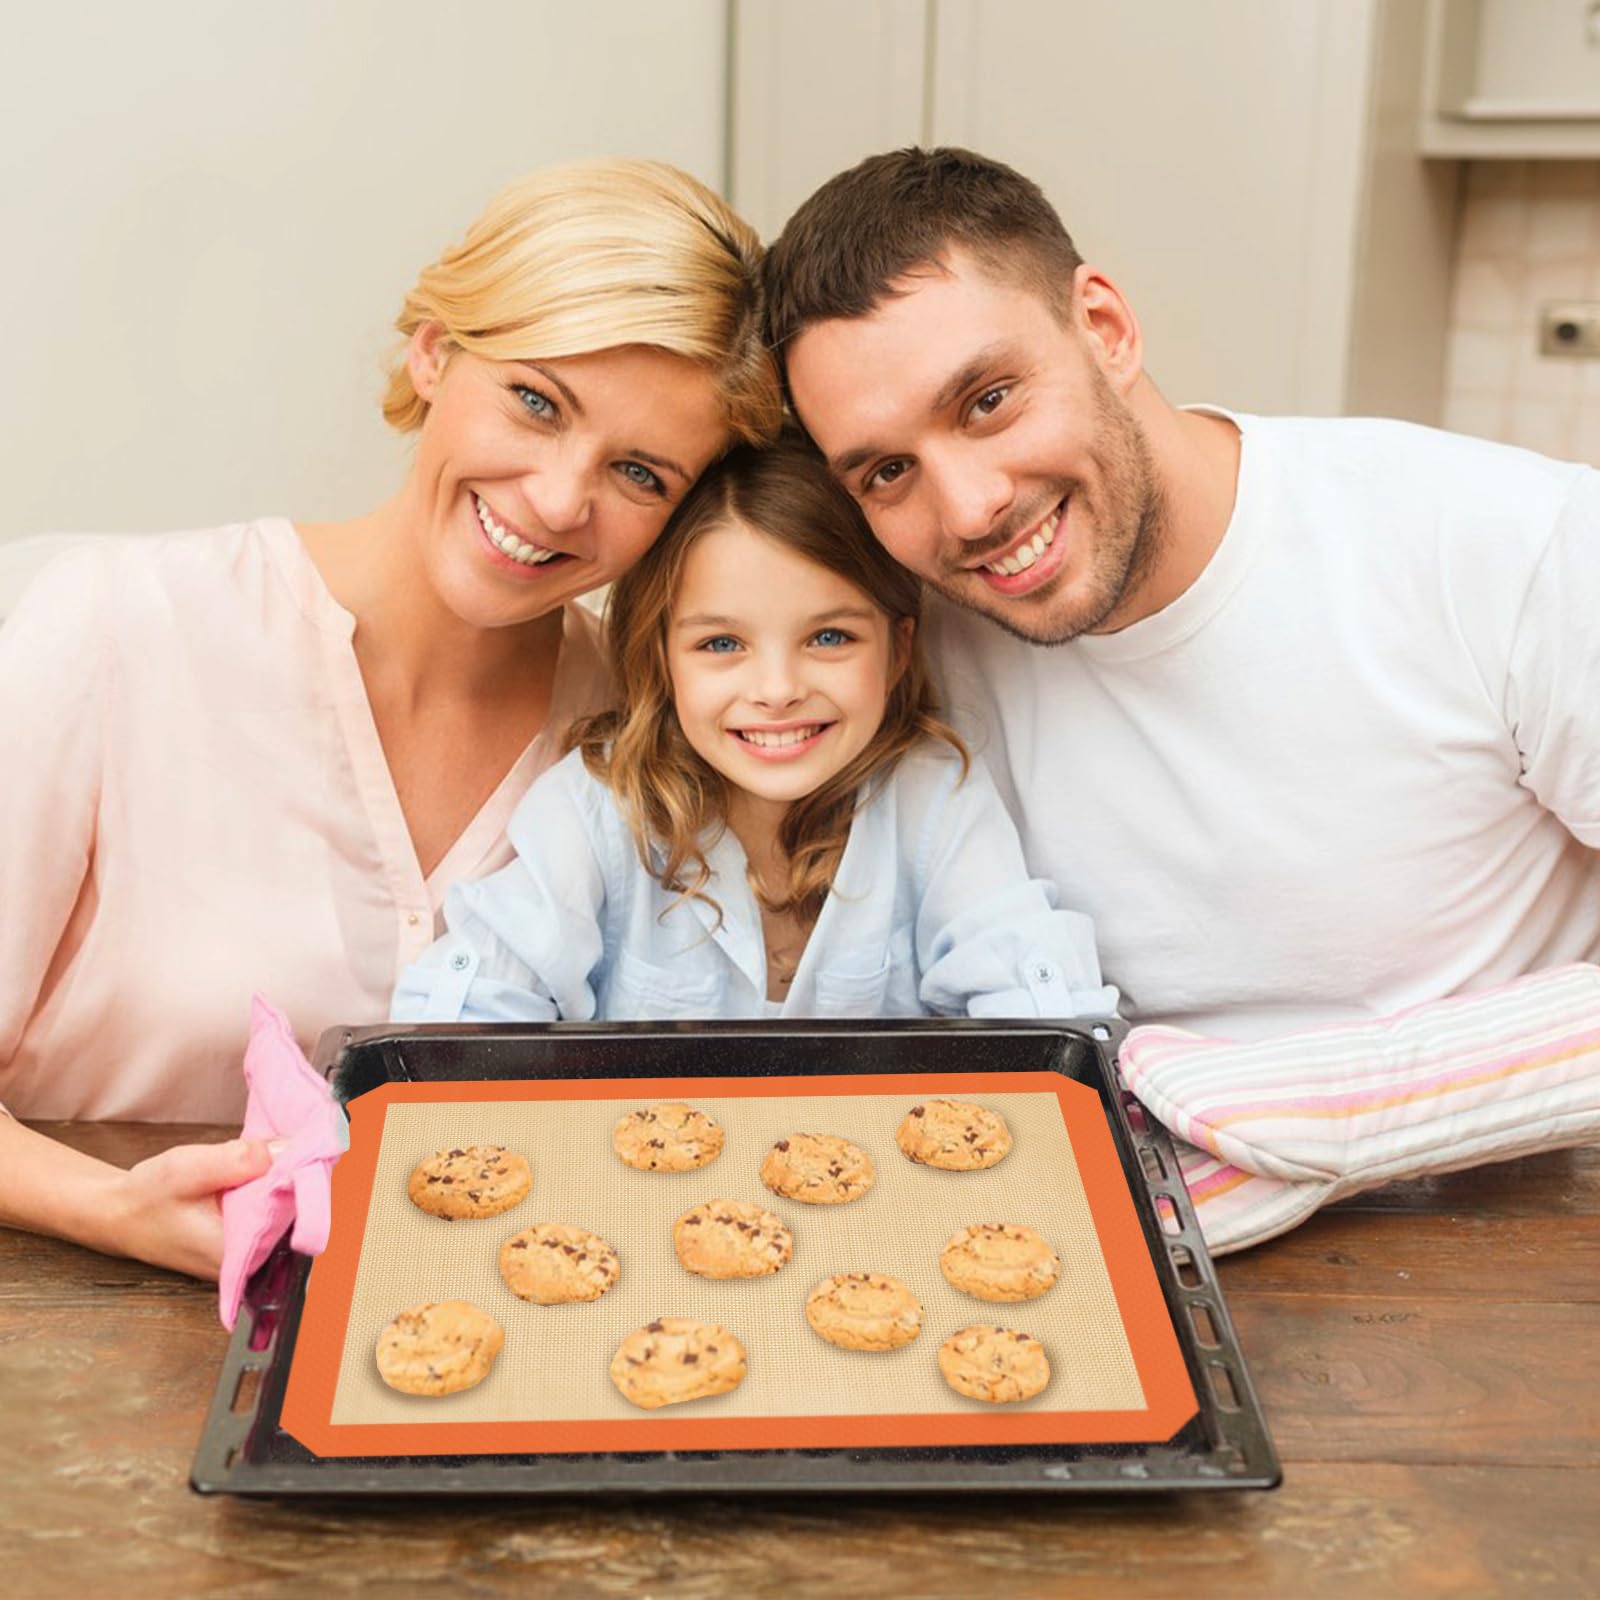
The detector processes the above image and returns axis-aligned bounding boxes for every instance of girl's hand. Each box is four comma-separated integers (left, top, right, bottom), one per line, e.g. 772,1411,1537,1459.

107,1137,274,1281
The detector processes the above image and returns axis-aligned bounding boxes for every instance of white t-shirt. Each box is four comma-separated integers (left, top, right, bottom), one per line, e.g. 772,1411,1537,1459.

927,414,1600,1038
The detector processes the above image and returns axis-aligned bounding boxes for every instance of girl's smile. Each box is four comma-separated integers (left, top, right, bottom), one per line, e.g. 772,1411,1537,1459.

729,720,836,759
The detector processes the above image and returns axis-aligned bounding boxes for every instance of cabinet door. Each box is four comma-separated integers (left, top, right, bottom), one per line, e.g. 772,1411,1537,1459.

926,0,1379,414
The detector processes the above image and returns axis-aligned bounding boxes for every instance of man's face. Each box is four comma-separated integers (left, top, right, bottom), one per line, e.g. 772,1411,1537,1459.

785,251,1165,644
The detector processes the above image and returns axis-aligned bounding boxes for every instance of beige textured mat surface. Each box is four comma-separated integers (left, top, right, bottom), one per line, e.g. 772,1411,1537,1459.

327,1088,1145,1424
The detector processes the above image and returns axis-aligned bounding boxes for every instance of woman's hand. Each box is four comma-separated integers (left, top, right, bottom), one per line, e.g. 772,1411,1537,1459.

0,1117,272,1281
109,1137,274,1280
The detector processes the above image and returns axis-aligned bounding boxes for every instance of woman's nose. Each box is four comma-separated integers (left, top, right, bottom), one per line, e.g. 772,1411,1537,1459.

518,455,594,538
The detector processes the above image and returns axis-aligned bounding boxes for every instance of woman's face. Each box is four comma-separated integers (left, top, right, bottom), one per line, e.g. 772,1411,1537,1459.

404,327,730,628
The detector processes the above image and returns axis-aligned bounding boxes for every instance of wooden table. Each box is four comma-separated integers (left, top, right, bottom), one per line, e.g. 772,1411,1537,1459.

2,1122,1595,1598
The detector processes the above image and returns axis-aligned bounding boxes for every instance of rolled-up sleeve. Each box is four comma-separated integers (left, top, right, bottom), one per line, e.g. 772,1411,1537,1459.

392,757,610,1022
0,551,108,1094
913,755,1120,1019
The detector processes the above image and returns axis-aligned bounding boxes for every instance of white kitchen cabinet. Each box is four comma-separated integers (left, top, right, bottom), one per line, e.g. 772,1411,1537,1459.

733,0,1458,423
1423,0,1600,157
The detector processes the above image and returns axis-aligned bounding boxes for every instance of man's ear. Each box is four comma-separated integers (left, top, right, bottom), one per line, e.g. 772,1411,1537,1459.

406,320,455,403
1071,264,1144,396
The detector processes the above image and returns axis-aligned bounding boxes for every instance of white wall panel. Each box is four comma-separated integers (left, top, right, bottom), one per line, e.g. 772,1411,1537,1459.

0,1,727,539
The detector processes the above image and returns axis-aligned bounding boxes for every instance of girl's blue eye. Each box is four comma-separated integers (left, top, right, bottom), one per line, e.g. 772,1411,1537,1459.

514,384,555,420
619,461,665,495
812,627,852,648
700,635,740,654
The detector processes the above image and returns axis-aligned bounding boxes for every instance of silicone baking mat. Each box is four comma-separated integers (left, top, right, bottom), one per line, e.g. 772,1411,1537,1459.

281,1069,1196,1457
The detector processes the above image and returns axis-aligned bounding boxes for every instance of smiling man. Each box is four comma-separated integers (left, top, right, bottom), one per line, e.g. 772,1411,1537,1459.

764,146,1600,1048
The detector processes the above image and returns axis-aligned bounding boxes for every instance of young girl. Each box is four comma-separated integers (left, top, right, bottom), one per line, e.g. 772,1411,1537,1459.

393,432,1117,1023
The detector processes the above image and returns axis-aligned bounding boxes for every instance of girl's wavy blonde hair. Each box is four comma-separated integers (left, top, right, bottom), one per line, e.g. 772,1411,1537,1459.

571,429,967,925
383,159,781,447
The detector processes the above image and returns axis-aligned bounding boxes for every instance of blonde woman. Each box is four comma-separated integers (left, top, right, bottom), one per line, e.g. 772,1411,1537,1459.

0,159,781,1277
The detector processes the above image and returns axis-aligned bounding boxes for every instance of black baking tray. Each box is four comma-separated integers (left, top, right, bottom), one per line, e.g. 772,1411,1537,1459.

191,1019,1280,1495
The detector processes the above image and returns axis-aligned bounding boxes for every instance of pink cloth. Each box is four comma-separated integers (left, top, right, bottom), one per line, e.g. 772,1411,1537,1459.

0,521,608,1121
218,995,348,1329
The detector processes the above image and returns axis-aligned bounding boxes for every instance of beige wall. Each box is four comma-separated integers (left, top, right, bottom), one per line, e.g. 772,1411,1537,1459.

0,0,727,542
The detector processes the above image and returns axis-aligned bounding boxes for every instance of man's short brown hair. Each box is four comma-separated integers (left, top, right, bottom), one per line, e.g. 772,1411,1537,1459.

762,146,1083,361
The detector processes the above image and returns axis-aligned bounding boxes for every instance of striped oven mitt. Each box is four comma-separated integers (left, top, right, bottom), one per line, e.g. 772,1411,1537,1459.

1118,963,1600,1253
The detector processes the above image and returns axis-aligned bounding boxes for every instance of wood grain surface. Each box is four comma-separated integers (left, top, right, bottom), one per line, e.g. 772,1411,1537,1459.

2,1123,1595,1599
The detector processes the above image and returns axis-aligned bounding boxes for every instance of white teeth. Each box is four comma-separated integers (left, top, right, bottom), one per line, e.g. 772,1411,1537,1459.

983,503,1062,577
475,494,558,566
738,726,822,748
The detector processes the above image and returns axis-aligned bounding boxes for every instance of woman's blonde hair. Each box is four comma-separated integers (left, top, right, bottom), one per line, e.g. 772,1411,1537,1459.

571,429,967,926
383,159,781,447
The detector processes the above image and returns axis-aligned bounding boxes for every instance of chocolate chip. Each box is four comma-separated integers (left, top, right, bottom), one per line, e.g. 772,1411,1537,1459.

646,1319,664,1332
775,1140,790,1152
440,1176,454,1184
510,1239,527,1251
681,1353,699,1365
425,1175,440,1184
467,1190,481,1201
561,1244,576,1254
910,1105,925,1117
647,1139,664,1148
684,1215,701,1225
448,1148,465,1158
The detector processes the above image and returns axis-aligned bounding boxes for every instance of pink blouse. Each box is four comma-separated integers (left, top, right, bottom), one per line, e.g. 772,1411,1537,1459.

0,519,609,1121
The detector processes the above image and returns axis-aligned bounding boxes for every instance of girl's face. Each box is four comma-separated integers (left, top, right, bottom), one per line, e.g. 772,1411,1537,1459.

403,325,729,629
667,518,911,819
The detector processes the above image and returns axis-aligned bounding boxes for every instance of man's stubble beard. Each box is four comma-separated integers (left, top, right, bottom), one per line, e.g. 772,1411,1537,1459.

936,366,1167,648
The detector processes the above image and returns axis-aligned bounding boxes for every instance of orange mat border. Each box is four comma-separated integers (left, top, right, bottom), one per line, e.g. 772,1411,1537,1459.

280,1071,1197,1457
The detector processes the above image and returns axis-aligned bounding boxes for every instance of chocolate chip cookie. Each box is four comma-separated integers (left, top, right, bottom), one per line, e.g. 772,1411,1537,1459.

612,1102,725,1172
937,1325,1051,1404
498,1222,621,1305
894,1100,1013,1171
673,1198,794,1278
375,1300,505,1396
939,1223,1061,1302
609,1317,748,1410
407,1144,531,1220
759,1132,876,1204
804,1272,923,1351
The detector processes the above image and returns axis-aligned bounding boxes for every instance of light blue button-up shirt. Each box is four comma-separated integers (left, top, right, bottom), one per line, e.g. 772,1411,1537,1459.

392,744,1119,1024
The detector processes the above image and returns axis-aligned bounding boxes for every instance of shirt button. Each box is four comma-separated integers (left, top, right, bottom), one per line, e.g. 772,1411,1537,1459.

1030,961,1060,985
407,911,421,927
449,951,471,972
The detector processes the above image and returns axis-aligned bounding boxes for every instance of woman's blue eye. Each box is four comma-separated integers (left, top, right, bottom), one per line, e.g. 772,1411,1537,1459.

619,461,665,494
700,635,740,653
812,627,852,648
514,384,555,420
